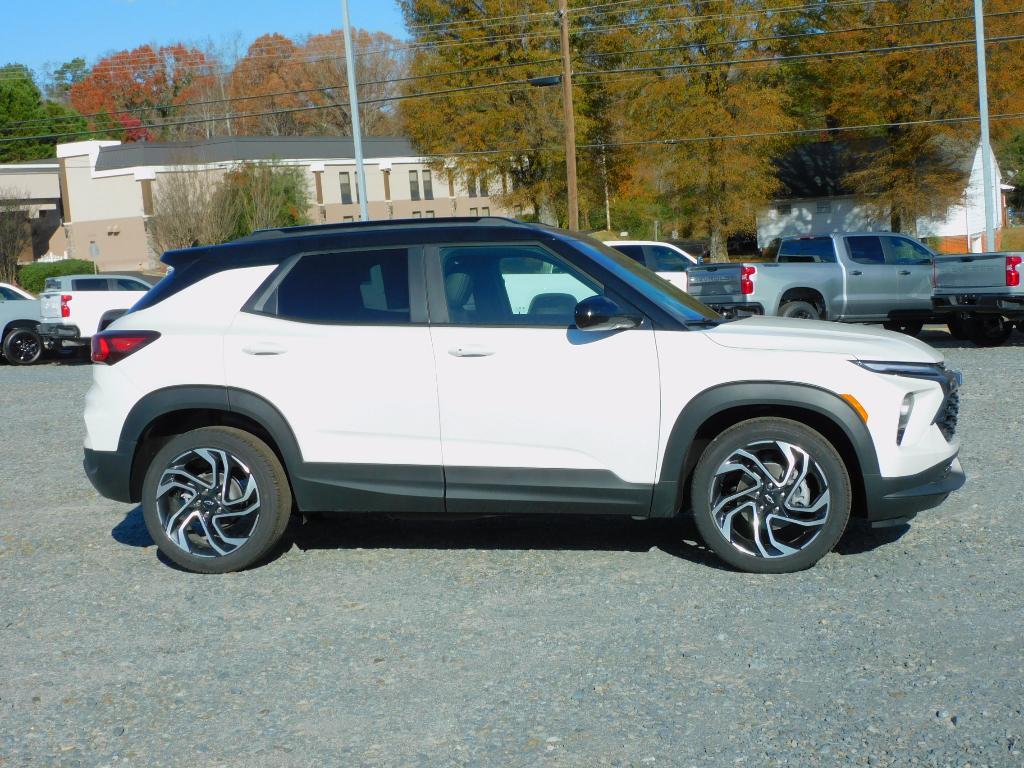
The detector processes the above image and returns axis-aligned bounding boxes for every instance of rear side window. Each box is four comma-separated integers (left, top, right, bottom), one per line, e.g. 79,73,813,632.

44,278,62,291
846,236,887,265
612,245,647,265
259,250,410,325
71,278,110,291
777,238,837,263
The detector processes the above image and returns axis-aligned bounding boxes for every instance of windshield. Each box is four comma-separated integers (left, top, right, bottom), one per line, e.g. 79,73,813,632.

569,234,722,324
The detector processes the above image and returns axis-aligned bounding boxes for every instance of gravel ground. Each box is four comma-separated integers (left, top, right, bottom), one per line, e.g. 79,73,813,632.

1,329,1023,768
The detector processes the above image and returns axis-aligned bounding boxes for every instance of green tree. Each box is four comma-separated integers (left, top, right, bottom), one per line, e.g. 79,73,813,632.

0,64,86,162
223,163,311,239
45,57,89,103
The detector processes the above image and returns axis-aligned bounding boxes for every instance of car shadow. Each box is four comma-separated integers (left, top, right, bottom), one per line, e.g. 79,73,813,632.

917,327,1024,349
112,506,910,571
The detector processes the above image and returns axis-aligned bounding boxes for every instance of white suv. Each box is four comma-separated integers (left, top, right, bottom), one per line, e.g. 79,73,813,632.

83,219,964,574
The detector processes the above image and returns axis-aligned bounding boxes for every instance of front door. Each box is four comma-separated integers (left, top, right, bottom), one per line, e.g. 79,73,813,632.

882,235,934,312
842,235,898,320
223,247,444,513
427,243,661,516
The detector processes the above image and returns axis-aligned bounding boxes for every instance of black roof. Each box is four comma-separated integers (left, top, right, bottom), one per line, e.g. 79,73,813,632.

162,217,545,268
95,135,418,172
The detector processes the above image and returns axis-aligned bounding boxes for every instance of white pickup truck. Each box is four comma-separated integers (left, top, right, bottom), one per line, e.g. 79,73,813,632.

38,274,152,350
932,250,1024,346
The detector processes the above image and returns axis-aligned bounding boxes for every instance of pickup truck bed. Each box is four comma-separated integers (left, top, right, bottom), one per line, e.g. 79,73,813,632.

932,251,1024,346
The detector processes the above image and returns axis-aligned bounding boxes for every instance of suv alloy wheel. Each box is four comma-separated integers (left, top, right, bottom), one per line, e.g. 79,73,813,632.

691,417,852,573
141,427,293,573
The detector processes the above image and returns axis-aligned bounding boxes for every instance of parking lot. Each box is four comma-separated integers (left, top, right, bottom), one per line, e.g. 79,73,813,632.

1,329,1023,767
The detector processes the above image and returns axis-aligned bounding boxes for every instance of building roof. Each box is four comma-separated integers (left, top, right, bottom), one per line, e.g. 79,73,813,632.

94,135,419,171
775,137,977,199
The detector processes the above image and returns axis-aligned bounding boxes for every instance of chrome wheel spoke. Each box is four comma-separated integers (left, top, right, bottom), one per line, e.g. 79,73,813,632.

153,447,261,559
709,439,831,560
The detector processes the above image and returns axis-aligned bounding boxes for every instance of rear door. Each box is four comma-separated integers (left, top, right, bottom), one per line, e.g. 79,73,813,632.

882,235,933,311
841,235,897,320
427,242,661,515
223,247,444,513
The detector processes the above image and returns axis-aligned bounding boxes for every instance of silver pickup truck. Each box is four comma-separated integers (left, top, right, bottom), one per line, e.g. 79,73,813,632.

932,250,1024,346
686,232,939,334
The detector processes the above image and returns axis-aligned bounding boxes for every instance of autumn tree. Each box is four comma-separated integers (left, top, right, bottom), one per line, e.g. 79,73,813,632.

148,166,239,253
0,64,86,162
68,44,217,141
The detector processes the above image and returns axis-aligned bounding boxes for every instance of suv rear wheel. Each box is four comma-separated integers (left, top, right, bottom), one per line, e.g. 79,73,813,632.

690,417,851,573
141,426,293,574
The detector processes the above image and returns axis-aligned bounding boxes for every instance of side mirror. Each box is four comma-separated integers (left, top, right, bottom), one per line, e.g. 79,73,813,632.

575,295,642,332
697,256,705,265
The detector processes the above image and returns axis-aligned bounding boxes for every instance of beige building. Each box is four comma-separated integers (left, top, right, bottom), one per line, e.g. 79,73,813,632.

10,136,512,272
0,160,67,262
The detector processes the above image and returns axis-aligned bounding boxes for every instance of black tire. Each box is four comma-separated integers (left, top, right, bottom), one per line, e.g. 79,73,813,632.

947,315,970,340
690,417,851,574
141,426,293,574
883,320,924,337
2,327,43,365
968,315,1012,347
779,300,820,320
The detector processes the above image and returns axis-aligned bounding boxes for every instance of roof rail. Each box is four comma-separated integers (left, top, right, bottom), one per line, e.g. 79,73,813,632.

240,216,532,242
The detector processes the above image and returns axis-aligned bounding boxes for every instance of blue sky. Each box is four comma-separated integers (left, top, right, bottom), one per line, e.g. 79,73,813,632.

1,0,407,78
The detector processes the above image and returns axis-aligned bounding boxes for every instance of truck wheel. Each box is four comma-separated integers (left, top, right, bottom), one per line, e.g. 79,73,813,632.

779,301,820,320
2,327,43,366
968,315,1012,347
690,417,851,574
947,315,970,340
883,320,923,337
141,426,293,574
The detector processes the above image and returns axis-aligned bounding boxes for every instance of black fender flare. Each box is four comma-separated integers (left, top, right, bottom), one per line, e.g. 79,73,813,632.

651,381,879,517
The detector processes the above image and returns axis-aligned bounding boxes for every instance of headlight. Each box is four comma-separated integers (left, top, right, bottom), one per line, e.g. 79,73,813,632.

852,360,945,378
897,393,914,445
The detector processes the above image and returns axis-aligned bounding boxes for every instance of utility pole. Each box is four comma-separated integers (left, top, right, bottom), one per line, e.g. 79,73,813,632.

973,0,996,250
342,0,369,221
557,0,579,231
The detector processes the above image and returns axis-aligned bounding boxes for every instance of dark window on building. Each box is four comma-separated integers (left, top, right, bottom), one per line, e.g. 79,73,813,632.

268,250,410,325
479,174,489,197
340,172,353,205
422,170,433,200
425,210,435,218
846,235,887,265
466,175,478,198
409,170,420,201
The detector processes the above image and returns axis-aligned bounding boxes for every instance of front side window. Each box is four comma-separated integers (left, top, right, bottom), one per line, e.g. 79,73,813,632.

647,245,691,272
114,278,148,291
409,170,420,201
846,235,887,265
259,250,410,325
440,245,599,326
883,236,932,265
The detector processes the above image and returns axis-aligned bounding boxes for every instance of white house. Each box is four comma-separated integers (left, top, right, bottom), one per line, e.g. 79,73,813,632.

756,139,1010,253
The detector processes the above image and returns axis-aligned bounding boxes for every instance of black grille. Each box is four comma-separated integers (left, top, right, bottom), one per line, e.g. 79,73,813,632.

935,383,960,441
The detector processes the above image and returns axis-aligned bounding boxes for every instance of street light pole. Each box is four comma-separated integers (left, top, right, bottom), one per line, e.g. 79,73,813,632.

342,0,369,221
557,0,579,231
973,0,996,250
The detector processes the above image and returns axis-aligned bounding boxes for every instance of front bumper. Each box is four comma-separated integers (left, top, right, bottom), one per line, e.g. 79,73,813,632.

933,293,1024,318
863,455,965,526
84,443,136,504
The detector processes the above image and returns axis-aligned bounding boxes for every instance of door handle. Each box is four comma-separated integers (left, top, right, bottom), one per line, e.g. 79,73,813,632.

850,270,863,276
449,345,494,358
898,270,911,275
242,342,288,356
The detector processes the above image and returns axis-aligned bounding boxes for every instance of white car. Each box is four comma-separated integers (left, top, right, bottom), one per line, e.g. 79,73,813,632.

38,274,151,349
606,240,699,291
83,219,964,574
0,282,43,365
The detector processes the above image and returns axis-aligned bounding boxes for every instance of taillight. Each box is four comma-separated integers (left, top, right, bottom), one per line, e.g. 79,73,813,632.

740,265,756,295
60,294,72,318
1007,255,1022,287
91,331,160,365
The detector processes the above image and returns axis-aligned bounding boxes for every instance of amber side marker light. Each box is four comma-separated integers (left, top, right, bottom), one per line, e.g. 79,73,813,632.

840,394,869,423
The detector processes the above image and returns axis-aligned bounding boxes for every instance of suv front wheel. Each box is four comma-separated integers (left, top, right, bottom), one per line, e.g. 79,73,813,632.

691,418,851,573
141,426,293,574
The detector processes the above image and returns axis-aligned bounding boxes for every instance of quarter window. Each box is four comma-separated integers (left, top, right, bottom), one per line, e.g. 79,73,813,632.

846,236,887,265
440,245,599,326
261,250,410,325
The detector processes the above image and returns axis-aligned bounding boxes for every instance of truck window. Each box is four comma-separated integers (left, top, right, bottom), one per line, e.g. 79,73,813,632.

612,245,647,266
71,278,112,291
646,245,692,272
883,236,932,265
0,287,25,300
846,236,887,265
777,238,836,263
112,278,150,291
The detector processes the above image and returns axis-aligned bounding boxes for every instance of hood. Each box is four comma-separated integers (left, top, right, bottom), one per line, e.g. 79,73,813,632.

704,316,943,364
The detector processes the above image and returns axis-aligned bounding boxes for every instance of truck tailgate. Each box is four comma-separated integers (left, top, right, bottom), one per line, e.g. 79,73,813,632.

933,252,1021,290
685,264,746,299
39,292,63,323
